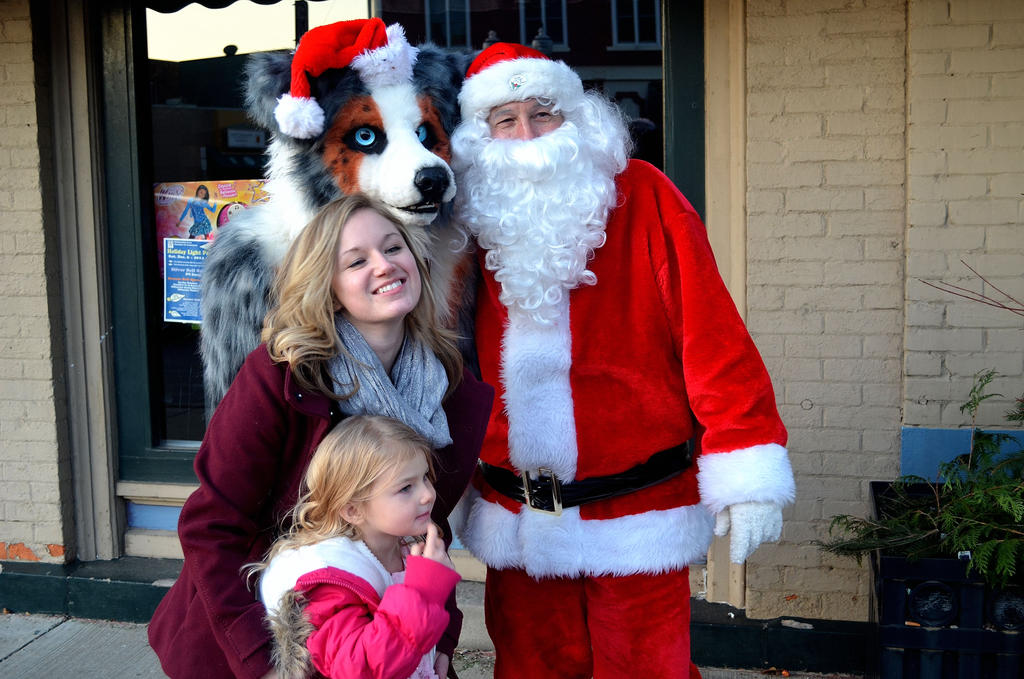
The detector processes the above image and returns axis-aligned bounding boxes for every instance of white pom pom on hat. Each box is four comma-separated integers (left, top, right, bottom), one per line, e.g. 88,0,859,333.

458,42,584,123
274,18,418,139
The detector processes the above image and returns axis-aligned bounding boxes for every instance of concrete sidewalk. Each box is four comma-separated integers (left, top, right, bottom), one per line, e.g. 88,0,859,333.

0,613,862,679
0,582,864,678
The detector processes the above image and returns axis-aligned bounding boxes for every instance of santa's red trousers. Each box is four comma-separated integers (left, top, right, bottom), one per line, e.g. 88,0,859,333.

485,566,703,679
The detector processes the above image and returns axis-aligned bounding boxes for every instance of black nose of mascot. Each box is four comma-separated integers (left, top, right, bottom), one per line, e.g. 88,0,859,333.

414,166,450,203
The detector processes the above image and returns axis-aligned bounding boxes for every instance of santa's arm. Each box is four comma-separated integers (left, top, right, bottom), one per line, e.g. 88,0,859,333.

650,180,794,559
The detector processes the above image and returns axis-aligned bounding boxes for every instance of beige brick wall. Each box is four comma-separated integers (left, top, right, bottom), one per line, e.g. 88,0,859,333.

0,0,69,563
905,0,1024,428
744,0,906,621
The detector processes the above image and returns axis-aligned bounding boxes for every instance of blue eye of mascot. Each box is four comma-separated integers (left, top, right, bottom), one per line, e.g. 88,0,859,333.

200,18,473,412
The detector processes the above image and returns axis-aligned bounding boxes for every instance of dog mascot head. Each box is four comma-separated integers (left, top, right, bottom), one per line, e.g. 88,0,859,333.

200,19,470,411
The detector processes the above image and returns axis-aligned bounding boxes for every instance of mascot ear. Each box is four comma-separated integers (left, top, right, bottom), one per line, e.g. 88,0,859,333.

244,51,294,133
412,47,474,135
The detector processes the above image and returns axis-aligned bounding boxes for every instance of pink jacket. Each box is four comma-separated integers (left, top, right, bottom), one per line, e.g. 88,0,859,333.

260,536,460,679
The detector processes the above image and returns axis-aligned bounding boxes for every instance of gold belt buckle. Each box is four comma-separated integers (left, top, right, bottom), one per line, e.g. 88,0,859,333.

522,467,562,516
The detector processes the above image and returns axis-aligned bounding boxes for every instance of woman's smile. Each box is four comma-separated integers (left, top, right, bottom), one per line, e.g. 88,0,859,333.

374,279,405,294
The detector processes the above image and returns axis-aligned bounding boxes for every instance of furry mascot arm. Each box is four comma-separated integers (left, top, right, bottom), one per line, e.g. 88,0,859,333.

200,225,277,413
200,50,304,413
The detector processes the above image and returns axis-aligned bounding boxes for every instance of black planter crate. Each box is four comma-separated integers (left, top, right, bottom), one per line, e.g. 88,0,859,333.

870,482,1024,679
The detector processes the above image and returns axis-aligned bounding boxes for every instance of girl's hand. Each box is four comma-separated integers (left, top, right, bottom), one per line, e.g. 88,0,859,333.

433,652,450,678
409,523,455,570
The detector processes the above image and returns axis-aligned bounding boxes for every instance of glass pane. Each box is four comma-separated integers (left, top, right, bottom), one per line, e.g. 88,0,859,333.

429,4,447,45
615,0,635,44
450,3,469,47
520,0,564,46
522,0,542,44
637,0,658,44
145,1,367,443
545,1,564,44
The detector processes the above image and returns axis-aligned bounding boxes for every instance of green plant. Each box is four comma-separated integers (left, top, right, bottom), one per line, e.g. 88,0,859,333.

817,370,1024,589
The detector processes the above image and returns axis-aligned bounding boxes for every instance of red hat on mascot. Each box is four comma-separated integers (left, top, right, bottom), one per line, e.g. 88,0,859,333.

275,18,419,139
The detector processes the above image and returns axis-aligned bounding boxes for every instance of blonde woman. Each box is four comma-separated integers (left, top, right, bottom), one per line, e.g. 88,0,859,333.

149,194,494,679
256,415,458,679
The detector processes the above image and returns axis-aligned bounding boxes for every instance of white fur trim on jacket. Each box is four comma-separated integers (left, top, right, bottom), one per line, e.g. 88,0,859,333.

259,536,389,615
458,487,715,578
274,93,326,139
501,303,578,481
460,56,585,123
352,24,418,88
696,443,796,515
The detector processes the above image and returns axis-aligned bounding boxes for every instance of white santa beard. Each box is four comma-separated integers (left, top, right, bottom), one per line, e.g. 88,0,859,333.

454,122,618,326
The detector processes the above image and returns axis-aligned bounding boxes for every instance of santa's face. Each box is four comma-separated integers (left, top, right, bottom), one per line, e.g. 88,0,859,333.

332,208,421,338
451,118,618,325
486,99,564,141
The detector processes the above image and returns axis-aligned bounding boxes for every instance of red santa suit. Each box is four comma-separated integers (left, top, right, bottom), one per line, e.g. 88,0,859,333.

451,42,794,679
460,158,792,577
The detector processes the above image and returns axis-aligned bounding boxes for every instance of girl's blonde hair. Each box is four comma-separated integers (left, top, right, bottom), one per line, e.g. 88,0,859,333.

258,415,436,568
262,193,462,398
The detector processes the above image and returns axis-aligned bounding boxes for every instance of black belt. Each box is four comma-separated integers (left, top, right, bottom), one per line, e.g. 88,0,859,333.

479,441,693,516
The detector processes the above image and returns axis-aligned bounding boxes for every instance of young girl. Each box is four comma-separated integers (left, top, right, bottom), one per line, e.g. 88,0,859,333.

255,415,460,679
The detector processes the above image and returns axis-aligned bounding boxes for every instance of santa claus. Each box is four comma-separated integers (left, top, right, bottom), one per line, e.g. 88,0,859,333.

450,43,796,678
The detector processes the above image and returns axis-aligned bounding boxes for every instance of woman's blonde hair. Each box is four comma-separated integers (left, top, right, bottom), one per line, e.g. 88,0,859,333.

255,415,436,569
262,193,462,397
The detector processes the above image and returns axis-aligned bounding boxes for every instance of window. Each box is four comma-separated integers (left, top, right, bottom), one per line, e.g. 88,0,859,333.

611,0,661,49
425,0,471,48
106,1,366,481
518,0,568,50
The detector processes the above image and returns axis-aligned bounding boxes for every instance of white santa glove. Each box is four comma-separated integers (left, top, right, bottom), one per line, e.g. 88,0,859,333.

713,501,783,564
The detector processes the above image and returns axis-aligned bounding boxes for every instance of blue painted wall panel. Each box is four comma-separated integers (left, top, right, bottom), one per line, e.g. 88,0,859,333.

900,427,1023,480
126,502,182,531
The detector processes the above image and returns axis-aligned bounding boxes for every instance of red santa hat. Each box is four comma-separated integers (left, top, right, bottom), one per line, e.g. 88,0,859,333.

275,19,419,139
458,42,585,123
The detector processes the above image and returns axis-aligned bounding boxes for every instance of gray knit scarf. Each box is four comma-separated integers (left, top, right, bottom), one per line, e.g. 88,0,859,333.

328,315,452,449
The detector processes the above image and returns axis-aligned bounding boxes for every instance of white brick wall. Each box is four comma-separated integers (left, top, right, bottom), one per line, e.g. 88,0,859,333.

741,0,1024,623
745,0,906,621
905,0,1024,428
0,0,68,563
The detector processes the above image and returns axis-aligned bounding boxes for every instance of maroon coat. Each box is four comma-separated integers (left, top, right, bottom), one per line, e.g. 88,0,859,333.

147,345,493,679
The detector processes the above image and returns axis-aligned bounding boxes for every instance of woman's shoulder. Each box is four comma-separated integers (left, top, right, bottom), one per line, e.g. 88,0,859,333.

444,369,494,425
235,343,288,383
455,367,494,403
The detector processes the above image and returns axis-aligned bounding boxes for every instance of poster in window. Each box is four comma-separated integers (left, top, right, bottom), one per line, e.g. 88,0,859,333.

163,238,206,323
153,179,270,323
152,179,270,274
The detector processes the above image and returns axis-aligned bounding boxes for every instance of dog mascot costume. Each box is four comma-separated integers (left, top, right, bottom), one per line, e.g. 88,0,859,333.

449,43,797,678
200,18,471,410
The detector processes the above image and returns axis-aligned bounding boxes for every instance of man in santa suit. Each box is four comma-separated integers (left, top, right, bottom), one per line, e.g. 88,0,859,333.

450,43,795,679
